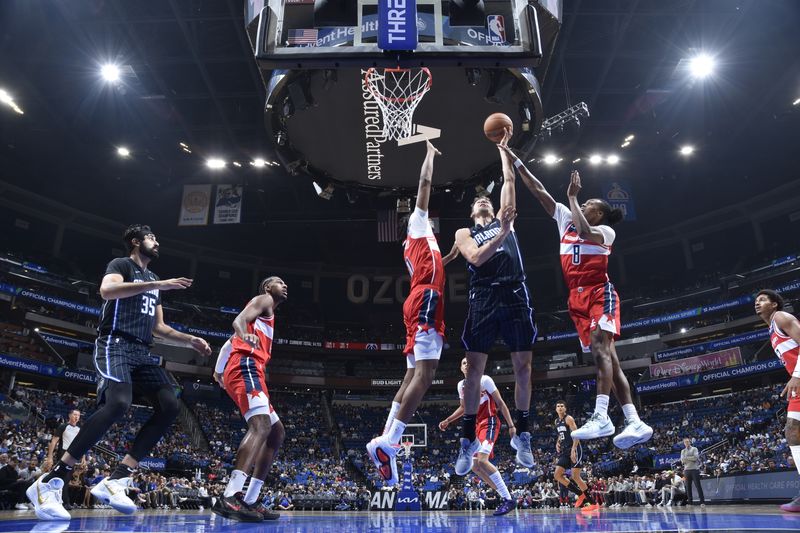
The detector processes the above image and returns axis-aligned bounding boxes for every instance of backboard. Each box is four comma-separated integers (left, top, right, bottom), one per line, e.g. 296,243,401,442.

244,1,561,195
246,1,549,69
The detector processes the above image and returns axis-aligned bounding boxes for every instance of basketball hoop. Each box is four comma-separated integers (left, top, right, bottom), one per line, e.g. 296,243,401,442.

399,440,414,459
364,67,432,141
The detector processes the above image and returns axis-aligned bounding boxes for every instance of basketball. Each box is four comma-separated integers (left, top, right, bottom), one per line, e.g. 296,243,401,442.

483,113,513,143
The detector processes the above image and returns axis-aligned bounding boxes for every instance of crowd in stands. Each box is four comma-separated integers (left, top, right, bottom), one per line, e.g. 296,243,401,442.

0,379,793,513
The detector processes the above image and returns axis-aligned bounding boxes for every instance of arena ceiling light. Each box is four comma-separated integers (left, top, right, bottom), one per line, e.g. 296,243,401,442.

543,154,561,165
232,161,242,167
0,88,24,114
793,97,800,106
251,158,266,168
624,134,635,142
620,141,631,148
100,63,121,82
688,53,715,79
679,145,695,156
589,154,603,165
116,146,130,158
572,158,581,163
206,158,226,169
606,154,620,165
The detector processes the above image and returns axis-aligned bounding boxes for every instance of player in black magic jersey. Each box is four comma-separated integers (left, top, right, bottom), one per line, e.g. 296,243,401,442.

27,225,212,521
553,401,597,510
452,130,536,476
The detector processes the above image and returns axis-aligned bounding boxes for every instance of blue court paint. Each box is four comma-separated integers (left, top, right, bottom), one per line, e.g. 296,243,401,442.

1,508,799,533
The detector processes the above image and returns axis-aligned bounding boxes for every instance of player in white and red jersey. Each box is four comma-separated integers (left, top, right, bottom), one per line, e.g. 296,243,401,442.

499,146,653,449
367,140,458,486
211,276,288,522
439,358,517,516
755,289,800,512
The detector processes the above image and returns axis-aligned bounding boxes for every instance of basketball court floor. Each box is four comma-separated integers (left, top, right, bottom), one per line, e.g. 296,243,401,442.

0,507,797,533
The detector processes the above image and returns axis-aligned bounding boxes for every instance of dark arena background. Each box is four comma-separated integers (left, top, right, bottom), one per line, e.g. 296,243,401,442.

0,1,799,532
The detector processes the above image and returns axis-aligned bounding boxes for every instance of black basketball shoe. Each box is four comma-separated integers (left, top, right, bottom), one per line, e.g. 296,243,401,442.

211,492,263,522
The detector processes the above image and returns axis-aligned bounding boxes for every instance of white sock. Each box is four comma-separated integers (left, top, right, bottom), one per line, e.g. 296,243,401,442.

387,417,407,445
622,403,640,423
223,469,248,498
791,445,800,475
489,471,511,500
594,395,610,417
384,401,401,434
244,477,264,505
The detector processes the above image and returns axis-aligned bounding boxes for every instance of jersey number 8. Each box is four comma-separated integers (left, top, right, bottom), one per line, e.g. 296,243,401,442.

141,296,156,316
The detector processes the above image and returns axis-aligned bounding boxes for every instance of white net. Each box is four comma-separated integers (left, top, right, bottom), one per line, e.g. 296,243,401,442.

364,67,432,141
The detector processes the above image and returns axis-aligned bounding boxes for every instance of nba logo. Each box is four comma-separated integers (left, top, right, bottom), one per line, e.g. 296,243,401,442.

487,15,506,44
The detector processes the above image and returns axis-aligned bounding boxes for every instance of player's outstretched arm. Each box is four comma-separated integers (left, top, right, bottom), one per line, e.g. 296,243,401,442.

232,294,274,351
497,144,556,217
152,305,212,355
454,206,516,267
99,273,192,301
490,389,516,439
416,140,441,212
567,170,606,245
442,241,461,266
775,312,800,399
497,129,516,213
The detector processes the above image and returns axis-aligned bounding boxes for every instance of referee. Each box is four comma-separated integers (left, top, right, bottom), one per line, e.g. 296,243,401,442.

27,224,212,521
44,409,82,508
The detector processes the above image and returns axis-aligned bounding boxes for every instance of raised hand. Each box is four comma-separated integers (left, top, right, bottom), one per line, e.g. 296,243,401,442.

499,205,517,233
567,170,582,198
426,139,441,156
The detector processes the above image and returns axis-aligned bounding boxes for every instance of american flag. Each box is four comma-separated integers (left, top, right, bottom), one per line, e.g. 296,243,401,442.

377,209,398,243
287,29,319,46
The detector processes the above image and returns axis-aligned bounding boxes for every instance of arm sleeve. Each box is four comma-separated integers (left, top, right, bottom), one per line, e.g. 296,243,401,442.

480,375,497,395
214,339,233,374
104,258,130,280
551,203,573,236
407,207,434,239
596,225,616,246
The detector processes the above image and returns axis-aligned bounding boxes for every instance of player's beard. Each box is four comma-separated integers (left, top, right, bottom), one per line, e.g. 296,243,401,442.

140,243,159,259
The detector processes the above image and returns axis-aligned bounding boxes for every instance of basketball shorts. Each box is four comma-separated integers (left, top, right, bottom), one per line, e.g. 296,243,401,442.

567,282,621,353
224,354,280,423
555,445,583,469
93,335,173,402
474,416,501,459
461,282,537,354
403,286,445,362
787,394,800,422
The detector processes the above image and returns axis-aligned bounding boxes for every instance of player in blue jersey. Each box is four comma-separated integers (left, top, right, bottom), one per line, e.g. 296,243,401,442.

27,225,211,521
452,130,536,476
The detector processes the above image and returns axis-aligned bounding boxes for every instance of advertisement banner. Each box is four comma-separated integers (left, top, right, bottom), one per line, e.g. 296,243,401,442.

372,378,444,387
324,341,403,351
213,184,243,225
636,359,783,394
649,348,742,379
40,333,95,350
700,470,800,501
378,0,418,50
178,184,212,226
654,453,681,469
138,457,166,471
655,330,769,362
0,352,96,384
